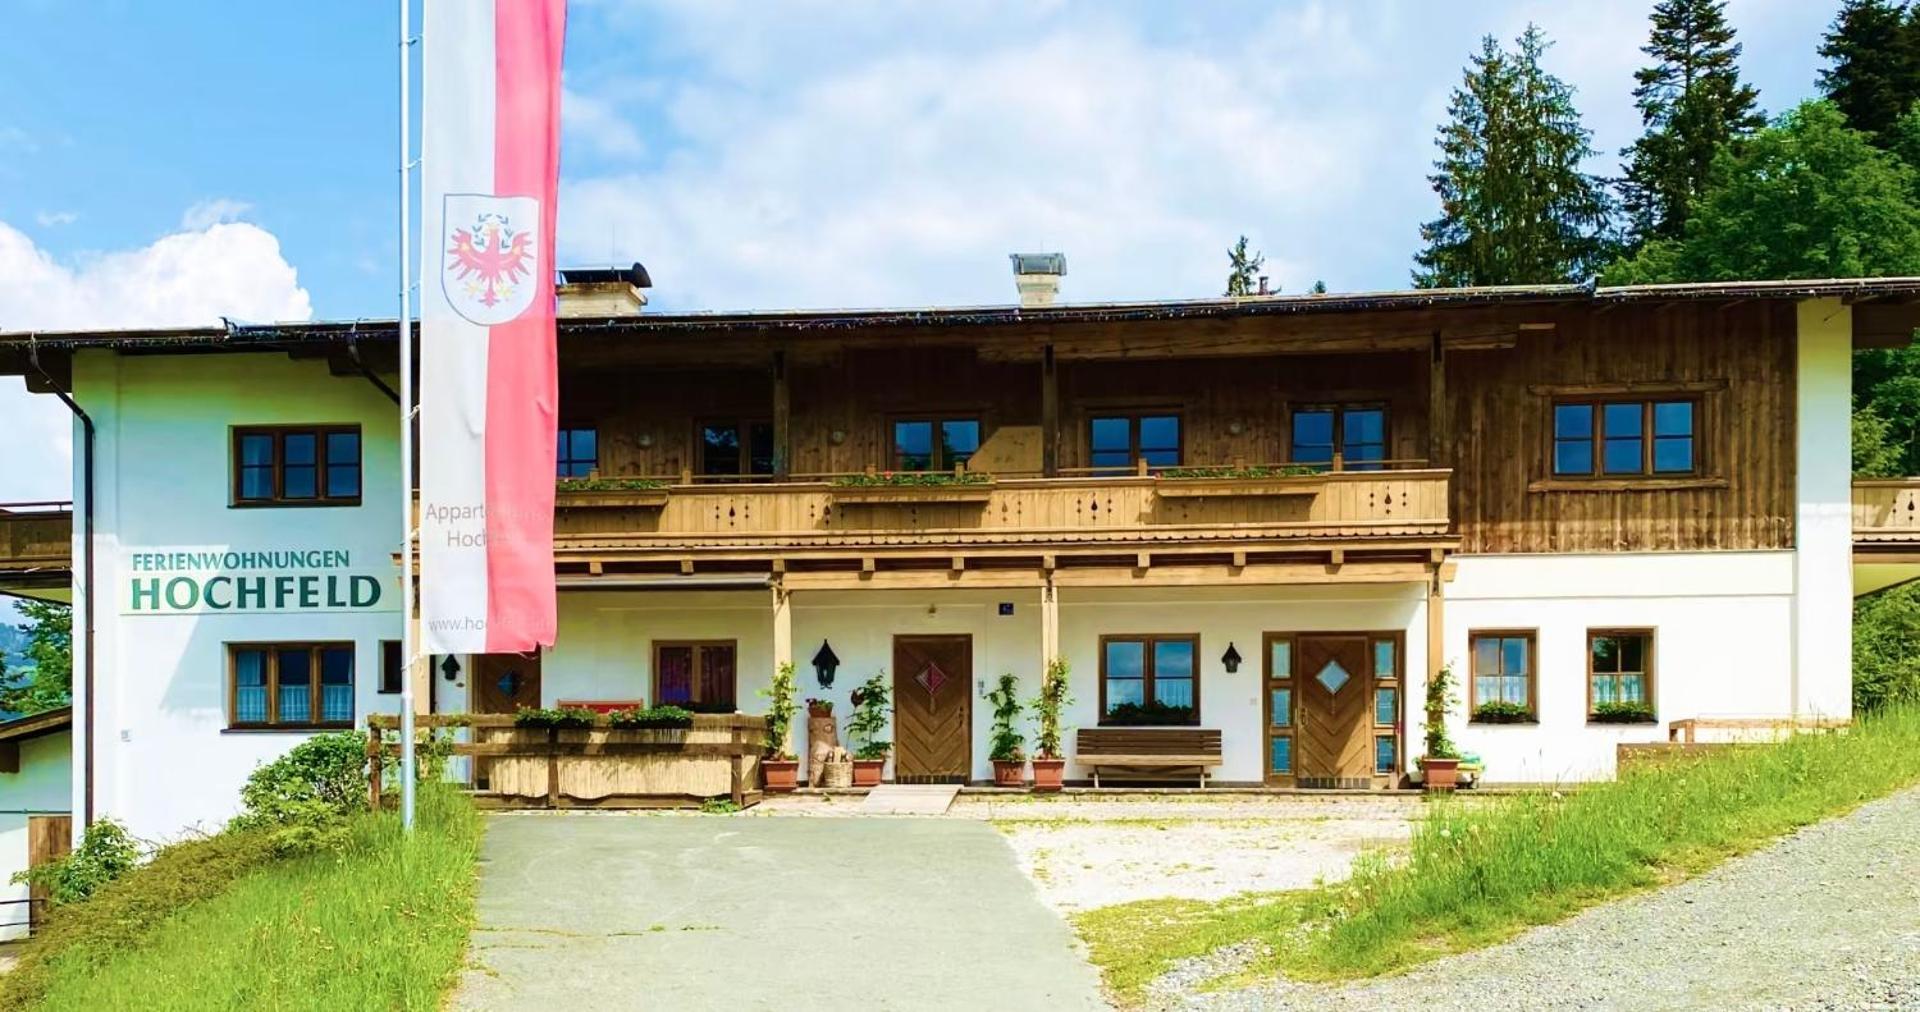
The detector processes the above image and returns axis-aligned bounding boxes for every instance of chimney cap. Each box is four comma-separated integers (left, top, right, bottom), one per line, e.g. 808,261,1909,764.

558,262,653,289
1009,253,1067,276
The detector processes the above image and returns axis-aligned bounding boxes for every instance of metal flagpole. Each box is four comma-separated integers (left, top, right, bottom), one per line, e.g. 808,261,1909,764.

398,0,418,832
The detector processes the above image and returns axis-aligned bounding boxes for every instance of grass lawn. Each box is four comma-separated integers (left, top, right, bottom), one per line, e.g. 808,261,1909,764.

4,785,482,1011
1075,704,1920,1005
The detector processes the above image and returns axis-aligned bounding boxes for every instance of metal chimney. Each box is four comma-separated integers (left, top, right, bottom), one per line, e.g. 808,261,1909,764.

1009,253,1066,308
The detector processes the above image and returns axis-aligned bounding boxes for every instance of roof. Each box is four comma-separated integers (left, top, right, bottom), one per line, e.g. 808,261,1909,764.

3,277,1919,351
0,705,71,744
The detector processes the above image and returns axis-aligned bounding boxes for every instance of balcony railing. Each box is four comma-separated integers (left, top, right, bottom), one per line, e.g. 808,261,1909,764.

552,462,1452,560
0,501,72,575
1854,478,1920,545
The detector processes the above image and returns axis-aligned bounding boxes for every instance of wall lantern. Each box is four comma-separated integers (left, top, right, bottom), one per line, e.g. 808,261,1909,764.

1221,642,1243,673
812,640,841,688
439,655,462,681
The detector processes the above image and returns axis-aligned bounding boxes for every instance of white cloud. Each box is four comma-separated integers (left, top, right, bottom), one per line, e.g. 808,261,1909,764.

179,198,254,231
33,210,77,228
0,217,313,503
563,87,646,158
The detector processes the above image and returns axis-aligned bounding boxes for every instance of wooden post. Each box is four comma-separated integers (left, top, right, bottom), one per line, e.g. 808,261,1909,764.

366,726,384,809
1426,567,1446,751
729,726,746,807
771,582,794,760
1040,579,1059,670
1041,344,1059,477
772,349,791,479
546,727,560,808
1428,330,1448,468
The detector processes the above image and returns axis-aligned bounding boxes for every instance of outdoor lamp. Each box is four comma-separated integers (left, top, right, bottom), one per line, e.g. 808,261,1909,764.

1221,642,1243,673
812,640,841,687
439,655,462,681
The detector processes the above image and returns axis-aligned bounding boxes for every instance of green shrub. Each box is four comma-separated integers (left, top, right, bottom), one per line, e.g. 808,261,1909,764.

1159,464,1321,479
512,705,597,729
1031,657,1074,758
847,672,891,760
1856,581,1920,714
1591,700,1658,723
231,731,370,854
1471,701,1536,724
761,661,798,760
1102,699,1196,726
555,476,667,492
987,674,1025,761
606,704,694,729
11,818,140,906
1423,663,1460,759
831,471,991,487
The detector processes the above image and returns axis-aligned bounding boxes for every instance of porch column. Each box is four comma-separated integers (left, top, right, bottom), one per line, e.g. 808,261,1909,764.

1425,565,1445,763
1041,344,1059,477
1040,577,1059,665
1793,298,1853,718
1427,330,1448,468
771,582,794,754
772,349,792,479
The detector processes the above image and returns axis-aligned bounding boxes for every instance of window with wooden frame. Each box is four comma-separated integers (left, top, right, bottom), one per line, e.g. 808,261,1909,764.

229,642,354,729
1264,634,1294,777
1088,412,1181,471
232,425,362,506
1469,630,1536,718
698,419,774,478
379,640,403,694
1588,629,1655,718
1099,634,1199,724
1371,636,1400,775
1552,398,1697,478
1291,404,1388,471
892,416,982,471
556,426,598,478
653,641,738,712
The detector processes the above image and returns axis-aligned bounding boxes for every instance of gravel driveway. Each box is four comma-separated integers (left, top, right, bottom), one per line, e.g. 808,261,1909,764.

1148,787,1920,1011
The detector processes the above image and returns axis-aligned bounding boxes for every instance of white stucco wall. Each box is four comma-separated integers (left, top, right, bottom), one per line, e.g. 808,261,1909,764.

1795,298,1855,719
0,730,72,942
1441,551,1798,783
74,351,403,841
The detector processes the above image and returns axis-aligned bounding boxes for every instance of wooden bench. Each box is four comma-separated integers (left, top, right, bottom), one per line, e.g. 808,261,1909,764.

1075,727,1223,788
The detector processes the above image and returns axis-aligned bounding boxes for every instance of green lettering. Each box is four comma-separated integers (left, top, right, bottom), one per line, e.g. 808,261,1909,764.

130,578,160,611
236,577,267,609
298,576,319,609
350,575,382,608
163,577,199,610
203,576,232,610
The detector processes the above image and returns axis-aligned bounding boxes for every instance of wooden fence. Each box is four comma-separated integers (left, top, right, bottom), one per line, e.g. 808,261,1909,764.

366,713,769,810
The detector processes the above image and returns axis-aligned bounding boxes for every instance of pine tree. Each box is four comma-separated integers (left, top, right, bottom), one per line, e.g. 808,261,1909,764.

1309,279,1327,294
1413,27,1615,288
1224,236,1265,296
1618,0,1764,245
1818,0,1920,145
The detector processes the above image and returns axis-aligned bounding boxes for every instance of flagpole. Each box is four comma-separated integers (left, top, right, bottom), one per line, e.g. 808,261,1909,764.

398,0,418,833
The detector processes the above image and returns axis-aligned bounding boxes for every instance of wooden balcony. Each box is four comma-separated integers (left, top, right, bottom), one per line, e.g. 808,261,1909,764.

552,465,1453,584
0,502,72,592
1855,479,1920,548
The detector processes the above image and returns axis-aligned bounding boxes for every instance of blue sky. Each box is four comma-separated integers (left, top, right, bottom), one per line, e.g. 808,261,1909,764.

0,0,1840,506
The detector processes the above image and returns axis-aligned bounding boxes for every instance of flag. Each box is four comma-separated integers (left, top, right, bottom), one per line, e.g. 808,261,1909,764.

419,0,565,654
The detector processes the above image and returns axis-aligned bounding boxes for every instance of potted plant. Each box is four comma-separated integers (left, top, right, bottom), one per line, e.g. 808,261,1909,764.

1419,662,1463,790
1029,657,1072,791
987,673,1027,788
806,697,834,718
1471,701,1536,724
760,662,800,792
847,672,891,787
1591,700,1657,724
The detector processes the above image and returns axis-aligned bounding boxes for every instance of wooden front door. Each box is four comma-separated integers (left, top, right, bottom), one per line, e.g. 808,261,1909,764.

470,653,542,788
892,635,972,783
1294,636,1373,789
26,814,71,931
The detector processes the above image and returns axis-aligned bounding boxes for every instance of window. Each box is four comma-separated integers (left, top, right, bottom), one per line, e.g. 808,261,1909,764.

1469,631,1536,715
654,641,738,712
380,640,403,694
230,643,354,728
1588,630,1654,715
1099,634,1199,723
1552,399,1696,477
892,417,982,471
557,426,598,478
233,426,362,506
1265,635,1293,776
1088,413,1181,471
699,420,775,478
1292,404,1387,471
1372,637,1400,775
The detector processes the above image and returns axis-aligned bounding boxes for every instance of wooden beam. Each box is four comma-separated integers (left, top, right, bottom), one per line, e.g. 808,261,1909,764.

771,348,792,478
1329,547,1345,568
1040,344,1060,477
1135,552,1151,570
1853,303,1920,348
0,740,17,774
679,558,695,575
1428,330,1448,469
1426,570,1446,720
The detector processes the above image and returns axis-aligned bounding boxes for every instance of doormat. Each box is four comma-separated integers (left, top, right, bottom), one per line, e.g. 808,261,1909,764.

858,783,961,816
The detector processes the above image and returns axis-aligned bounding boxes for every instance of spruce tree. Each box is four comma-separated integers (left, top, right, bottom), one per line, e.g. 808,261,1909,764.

1818,0,1920,145
1413,27,1614,288
1224,236,1265,296
1618,0,1763,245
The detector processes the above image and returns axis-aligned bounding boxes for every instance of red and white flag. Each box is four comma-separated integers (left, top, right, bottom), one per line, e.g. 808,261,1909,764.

419,0,565,654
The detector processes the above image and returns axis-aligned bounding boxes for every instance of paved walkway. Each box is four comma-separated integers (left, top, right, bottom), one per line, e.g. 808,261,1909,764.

454,814,1108,1011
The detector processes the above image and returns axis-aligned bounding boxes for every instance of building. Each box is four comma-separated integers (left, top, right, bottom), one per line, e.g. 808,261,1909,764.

2,272,1918,843
0,707,72,940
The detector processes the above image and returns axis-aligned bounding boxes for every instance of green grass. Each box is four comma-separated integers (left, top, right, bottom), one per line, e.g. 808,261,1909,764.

1075,704,1920,1005
5,786,483,1011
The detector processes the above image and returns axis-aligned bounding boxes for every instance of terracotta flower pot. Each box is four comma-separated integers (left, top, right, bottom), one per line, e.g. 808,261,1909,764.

1030,757,1065,792
852,759,886,787
992,758,1028,788
1420,757,1461,791
763,759,800,793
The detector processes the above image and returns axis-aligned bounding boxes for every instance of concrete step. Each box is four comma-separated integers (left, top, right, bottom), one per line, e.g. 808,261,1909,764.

858,783,961,815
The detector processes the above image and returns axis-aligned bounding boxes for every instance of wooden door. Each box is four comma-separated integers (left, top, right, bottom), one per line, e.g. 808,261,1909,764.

892,635,972,783
470,653,542,788
1294,636,1372,788
26,814,71,931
